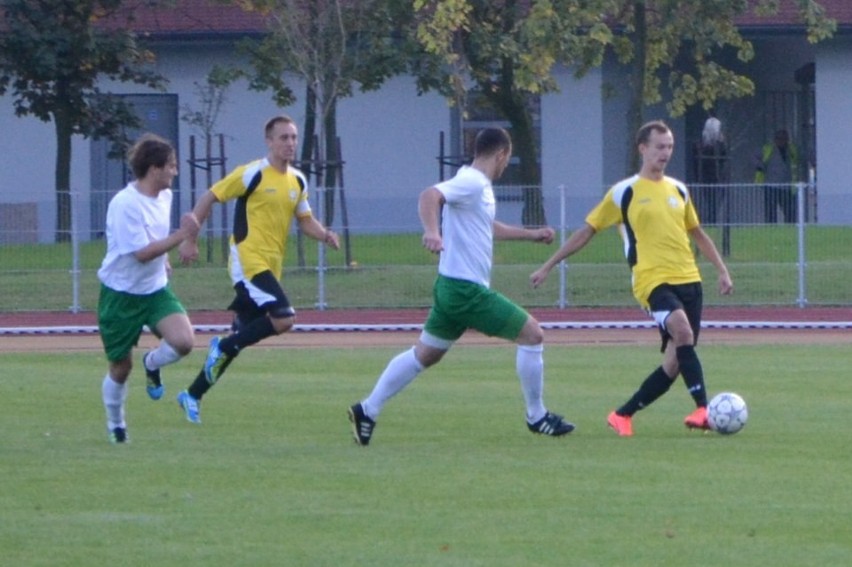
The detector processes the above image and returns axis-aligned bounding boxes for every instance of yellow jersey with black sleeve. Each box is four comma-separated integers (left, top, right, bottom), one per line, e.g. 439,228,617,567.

585,174,701,309
211,158,311,280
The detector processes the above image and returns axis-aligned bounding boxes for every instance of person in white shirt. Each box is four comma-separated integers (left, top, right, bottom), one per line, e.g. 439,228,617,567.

348,127,575,446
97,133,199,443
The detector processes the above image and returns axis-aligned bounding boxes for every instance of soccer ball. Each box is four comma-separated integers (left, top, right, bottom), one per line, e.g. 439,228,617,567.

707,392,748,435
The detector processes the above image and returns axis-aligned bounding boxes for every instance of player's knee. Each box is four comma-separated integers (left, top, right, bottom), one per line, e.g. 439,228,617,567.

415,345,445,368
110,360,132,383
517,318,544,346
270,315,295,334
173,339,194,357
269,305,296,334
670,327,694,346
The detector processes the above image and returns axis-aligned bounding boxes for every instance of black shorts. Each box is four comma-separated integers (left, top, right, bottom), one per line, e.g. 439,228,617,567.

228,270,295,329
646,282,703,352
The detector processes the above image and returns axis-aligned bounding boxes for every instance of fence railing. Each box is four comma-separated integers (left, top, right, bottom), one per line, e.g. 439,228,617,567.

1,182,851,315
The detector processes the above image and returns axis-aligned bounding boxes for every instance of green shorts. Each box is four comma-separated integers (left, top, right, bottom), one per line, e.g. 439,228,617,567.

422,275,529,344
98,284,186,362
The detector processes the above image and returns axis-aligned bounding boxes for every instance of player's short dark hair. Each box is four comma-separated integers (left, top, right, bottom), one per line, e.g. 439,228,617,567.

265,115,296,138
474,127,512,157
128,134,175,179
636,120,671,146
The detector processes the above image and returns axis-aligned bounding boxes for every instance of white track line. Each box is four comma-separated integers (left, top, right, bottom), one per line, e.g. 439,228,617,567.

2,320,852,335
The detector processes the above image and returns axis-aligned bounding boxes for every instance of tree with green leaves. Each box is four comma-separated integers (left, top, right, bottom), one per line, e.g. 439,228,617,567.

412,0,614,226
0,0,166,241
239,0,412,219
602,0,835,173
233,0,415,268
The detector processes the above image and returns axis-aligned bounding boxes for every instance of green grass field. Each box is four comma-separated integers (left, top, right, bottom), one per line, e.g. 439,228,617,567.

2,343,850,566
3,224,852,312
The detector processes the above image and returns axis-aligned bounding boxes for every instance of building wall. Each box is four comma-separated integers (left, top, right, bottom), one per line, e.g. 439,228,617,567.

2,31,851,244
540,65,606,229
815,37,852,224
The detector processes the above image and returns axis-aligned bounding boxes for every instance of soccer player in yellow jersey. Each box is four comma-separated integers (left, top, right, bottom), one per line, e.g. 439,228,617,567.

531,120,733,436
175,115,340,423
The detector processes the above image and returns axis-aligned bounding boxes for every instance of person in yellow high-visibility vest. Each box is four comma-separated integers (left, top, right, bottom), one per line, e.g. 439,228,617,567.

755,129,799,223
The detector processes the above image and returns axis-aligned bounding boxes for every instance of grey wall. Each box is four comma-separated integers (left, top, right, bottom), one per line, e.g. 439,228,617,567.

815,37,852,224
2,31,852,244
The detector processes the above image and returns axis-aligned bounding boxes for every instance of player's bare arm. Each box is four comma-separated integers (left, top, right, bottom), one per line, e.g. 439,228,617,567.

419,187,444,253
298,215,340,250
178,190,219,264
530,224,597,288
134,212,200,264
689,226,734,295
493,221,555,244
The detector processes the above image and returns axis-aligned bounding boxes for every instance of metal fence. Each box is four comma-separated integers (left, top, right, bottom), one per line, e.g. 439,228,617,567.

1,182,851,314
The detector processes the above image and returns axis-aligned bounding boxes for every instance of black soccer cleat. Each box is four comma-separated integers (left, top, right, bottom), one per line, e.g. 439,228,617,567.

348,403,376,446
108,427,129,444
528,411,575,436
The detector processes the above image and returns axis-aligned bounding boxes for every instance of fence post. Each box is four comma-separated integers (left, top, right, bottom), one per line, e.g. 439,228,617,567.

315,186,328,311
70,189,81,313
557,184,567,309
796,182,807,308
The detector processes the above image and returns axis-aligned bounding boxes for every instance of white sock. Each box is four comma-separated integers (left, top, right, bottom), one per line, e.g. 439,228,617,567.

145,340,180,370
517,344,547,423
362,347,424,419
102,374,128,430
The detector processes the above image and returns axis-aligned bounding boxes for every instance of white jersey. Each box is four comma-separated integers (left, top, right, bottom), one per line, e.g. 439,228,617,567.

434,165,496,287
97,183,173,294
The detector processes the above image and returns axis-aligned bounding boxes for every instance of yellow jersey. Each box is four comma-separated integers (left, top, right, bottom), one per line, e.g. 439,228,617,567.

212,158,311,280
585,174,701,308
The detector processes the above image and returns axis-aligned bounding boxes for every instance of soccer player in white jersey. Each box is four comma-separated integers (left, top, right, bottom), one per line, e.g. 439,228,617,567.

97,134,200,443
530,120,734,436
348,127,575,446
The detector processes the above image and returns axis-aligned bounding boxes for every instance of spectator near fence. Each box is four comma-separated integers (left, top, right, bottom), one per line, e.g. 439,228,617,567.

692,115,728,224
756,129,799,224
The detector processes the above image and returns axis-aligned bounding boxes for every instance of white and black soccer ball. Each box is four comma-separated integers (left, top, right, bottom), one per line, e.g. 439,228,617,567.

707,392,748,435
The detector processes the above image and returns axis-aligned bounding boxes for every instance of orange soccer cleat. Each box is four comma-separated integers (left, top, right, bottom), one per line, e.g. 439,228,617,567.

684,406,711,430
607,411,633,437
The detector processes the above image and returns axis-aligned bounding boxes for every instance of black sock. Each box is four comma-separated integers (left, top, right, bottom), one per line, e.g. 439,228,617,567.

617,366,673,416
188,369,211,400
219,316,276,357
677,345,707,407
188,354,236,399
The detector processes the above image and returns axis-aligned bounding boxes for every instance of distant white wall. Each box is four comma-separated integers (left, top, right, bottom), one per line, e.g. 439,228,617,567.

3,32,851,243
541,65,605,229
336,76,449,232
815,37,852,224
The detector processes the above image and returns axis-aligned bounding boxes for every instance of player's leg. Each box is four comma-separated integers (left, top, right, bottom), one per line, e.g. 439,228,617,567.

764,185,779,223
782,186,798,224
469,288,573,436
216,272,293,360
667,284,711,428
177,276,283,424
97,284,146,442
142,288,194,400
607,285,683,436
349,277,461,445
102,357,132,443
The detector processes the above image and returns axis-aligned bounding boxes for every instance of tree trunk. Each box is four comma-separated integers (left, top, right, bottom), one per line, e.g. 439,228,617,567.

297,84,318,268
54,104,73,243
626,1,647,175
494,90,545,226
323,98,338,227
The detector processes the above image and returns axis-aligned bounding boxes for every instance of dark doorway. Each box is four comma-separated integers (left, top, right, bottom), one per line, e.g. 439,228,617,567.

89,94,180,237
